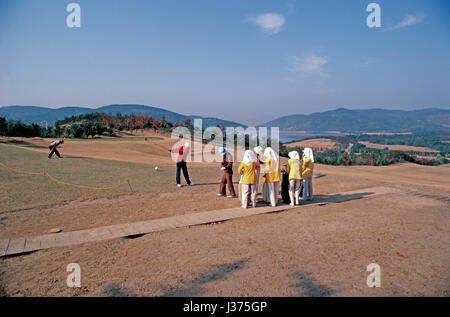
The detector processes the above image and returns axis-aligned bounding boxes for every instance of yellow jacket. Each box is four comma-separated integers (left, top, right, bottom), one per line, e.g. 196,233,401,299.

302,157,314,179
238,162,258,184
287,158,302,180
264,158,281,183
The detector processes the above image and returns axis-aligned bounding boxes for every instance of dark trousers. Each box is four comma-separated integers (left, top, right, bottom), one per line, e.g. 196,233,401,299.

176,161,191,185
48,146,61,158
219,171,236,196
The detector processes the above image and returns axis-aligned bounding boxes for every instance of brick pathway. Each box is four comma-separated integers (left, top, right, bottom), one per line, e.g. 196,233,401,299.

0,186,396,257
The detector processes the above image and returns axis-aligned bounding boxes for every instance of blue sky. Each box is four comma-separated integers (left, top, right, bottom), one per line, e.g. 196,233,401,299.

0,0,449,125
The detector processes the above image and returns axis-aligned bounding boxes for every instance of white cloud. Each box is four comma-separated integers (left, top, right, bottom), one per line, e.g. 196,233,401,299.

286,51,335,93
289,51,329,77
388,14,425,30
246,13,286,34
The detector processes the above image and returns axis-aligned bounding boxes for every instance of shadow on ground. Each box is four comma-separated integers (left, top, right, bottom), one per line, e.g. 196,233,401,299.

300,192,375,205
161,259,247,297
192,182,239,186
0,272,8,297
255,191,375,208
0,139,47,149
190,182,221,186
100,283,136,297
290,272,336,297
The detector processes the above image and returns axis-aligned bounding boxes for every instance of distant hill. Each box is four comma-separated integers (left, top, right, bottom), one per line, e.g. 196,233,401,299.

261,108,450,133
0,104,245,128
2,105,449,133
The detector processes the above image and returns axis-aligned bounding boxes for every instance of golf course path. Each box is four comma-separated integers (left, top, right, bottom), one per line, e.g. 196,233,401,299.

0,186,399,257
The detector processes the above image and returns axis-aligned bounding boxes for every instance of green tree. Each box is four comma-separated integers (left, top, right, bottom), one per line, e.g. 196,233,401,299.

0,117,7,136
70,124,84,138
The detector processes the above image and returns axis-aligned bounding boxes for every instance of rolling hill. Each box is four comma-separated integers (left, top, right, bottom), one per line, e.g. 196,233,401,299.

0,104,246,128
1,105,449,133
261,108,450,133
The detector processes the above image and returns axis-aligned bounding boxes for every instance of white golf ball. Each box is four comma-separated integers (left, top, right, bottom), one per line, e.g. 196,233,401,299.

155,166,159,170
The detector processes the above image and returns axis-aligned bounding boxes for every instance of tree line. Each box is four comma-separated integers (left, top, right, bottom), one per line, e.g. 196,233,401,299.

281,141,448,166
0,113,191,139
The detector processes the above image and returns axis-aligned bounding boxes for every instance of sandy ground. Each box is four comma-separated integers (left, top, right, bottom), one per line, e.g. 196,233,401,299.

0,137,449,297
1,135,202,166
359,141,440,153
0,133,255,167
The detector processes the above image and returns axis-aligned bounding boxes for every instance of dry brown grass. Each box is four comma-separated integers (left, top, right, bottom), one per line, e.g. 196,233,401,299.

0,136,449,297
285,138,340,151
359,141,440,153
0,135,220,166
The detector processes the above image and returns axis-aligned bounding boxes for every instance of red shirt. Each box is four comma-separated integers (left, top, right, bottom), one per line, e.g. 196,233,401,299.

49,140,62,148
175,146,189,162
221,153,233,172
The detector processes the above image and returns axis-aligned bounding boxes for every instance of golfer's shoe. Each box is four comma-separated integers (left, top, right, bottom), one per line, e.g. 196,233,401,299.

217,193,224,196
177,184,182,188
188,183,193,186
227,195,237,198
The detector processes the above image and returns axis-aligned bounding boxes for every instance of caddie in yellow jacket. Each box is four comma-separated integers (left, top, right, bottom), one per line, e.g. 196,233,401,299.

287,151,302,205
301,147,314,201
263,147,281,207
238,150,258,208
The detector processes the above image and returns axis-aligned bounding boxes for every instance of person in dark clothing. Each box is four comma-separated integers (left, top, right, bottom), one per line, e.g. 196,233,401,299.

48,140,64,158
169,141,192,188
176,161,191,187
217,147,236,198
281,164,291,204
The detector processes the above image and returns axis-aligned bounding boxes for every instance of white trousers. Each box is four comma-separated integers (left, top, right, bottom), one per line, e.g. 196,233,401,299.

266,182,279,207
289,179,301,205
242,184,257,208
302,178,313,200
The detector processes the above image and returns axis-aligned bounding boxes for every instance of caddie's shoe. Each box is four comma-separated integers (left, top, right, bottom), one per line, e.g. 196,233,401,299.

290,203,295,206
227,195,236,198
177,184,182,188
188,183,193,186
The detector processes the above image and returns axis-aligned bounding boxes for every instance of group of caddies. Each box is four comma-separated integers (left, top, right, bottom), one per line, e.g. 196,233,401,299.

170,141,315,209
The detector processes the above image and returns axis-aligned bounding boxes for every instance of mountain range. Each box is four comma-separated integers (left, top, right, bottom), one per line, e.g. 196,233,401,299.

262,108,450,133
0,105,449,133
0,104,245,128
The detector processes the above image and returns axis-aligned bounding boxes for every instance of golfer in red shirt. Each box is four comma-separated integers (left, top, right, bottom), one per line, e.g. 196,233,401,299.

169,141,192,188
48,140,64,158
